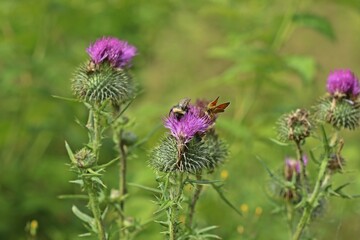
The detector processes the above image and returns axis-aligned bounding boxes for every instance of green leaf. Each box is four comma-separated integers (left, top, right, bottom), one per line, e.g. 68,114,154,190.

93,157,119,170
69,179,84,186
269,138,289,146
210,183,242,216
72,205,94,225
65,141,77,165
52,95,79,102
154,200,174,214
186,179,223,185
196,225,219,234
91,177,107,188
127,182,162,193
293,13,335,40
320,125,330,155
285,55,317,84
58,194,89,200
309,150,320,164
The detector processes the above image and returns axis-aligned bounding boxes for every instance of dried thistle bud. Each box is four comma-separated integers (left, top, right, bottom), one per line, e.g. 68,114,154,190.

327,154,345,173
277,109,312,143
74,148,96,168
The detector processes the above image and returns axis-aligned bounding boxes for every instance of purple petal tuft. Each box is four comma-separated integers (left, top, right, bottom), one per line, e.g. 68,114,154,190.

87,37,137,68
326,69,360,98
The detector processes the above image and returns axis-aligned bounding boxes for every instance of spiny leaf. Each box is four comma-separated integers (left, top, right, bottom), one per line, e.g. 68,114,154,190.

127,182,162,193
186,179,223,185
91,177,107,188
92,157,119,170
65,141,77,165
72,205,94,225
52,95,79,102
58,194,89,200
269,138,289,146
309,150,320,164
69,179,84,186
210,183,242,216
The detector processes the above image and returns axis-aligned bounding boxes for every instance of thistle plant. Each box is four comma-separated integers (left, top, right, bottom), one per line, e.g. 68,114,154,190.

64,36,137,240
150,97,239,239
268,69,360,240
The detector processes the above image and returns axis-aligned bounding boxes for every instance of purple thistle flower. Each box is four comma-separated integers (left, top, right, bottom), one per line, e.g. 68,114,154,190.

87,37,137,68
326,69,360,98
164,105,211,143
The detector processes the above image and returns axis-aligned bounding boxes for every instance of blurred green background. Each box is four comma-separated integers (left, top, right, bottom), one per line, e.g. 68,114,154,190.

1,0,360,239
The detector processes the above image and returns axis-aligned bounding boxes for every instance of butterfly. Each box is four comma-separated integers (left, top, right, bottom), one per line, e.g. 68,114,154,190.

206,96,230,118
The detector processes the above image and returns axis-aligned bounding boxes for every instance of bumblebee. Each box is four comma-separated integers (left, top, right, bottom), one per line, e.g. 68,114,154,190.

169,98,191,120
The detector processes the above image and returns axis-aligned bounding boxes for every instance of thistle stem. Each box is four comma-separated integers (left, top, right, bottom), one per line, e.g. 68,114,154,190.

292,131,337,240
118,134,128,239
168,173,185,240
295,140,307,198
84,177,106,240
92,106,102,161
186,174,203,228
84,105,106,239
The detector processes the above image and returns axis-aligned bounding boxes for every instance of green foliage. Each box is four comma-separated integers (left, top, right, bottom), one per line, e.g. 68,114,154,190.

1,0,360,239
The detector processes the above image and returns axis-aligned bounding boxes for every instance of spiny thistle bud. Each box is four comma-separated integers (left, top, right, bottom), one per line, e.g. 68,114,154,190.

71,37,137,104
150,98,228,174
314,70,360,130
74,148,96,168
277,109,312,143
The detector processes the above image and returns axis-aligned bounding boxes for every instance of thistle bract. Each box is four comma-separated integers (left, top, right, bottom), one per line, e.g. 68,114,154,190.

72,62,135,104
314,97,360,130
150,133,227,173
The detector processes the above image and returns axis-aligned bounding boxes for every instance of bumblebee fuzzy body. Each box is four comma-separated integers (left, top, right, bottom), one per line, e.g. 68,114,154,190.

169,98,191,120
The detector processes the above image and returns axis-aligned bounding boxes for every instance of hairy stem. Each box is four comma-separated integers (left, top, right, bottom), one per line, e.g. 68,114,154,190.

168,173,185,240
84,177,106,240
295,140,307,198
92,106,102,161
186,174,203,228
292,131,337,240
118,134,128,239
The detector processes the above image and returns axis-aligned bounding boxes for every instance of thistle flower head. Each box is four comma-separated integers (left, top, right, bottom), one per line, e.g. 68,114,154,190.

87,37,137,68
150,98,228,173
164,105,211,143
326,69,360,99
